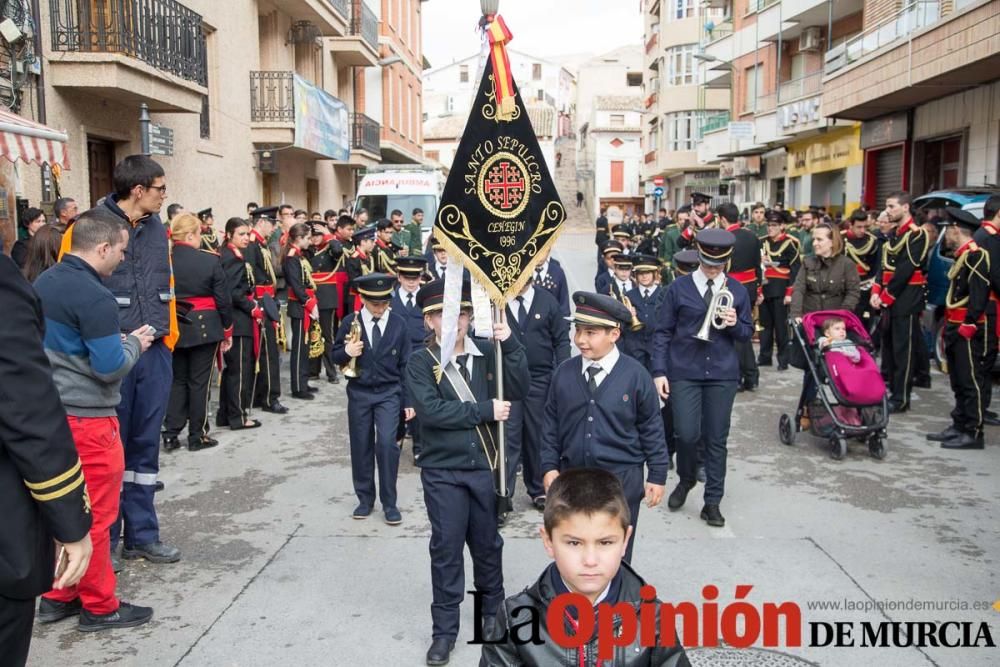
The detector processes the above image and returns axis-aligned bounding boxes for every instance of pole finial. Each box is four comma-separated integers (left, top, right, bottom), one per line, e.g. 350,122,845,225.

480,0,499,18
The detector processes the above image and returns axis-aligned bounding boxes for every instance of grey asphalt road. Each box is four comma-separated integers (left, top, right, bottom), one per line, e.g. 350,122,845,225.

28,231,999,667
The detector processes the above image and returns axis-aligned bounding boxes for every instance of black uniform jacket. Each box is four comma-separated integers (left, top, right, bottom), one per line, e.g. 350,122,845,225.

173,242,232,348
624,284,666,365
283,250,315,320
504,288,571,382
309,242,341,311
245,230,276,288
845,231,881,286
406,335,529,470
331,309,412,401
220,244,257,338
946,242,991,326
1,255,92,599
480,561,690,667
761,234,801,299
879,218,930,316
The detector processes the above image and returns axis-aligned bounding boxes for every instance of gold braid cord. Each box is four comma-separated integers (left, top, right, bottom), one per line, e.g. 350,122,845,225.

481,74,520,124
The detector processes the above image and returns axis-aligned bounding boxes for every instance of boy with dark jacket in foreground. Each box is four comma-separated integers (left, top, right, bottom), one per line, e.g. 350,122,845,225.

480,468,690,666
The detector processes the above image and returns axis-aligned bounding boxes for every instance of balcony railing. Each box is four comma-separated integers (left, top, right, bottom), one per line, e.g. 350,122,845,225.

350,0,379,51
250,71,294,122
699,111,730,136
49,0,207,86
747,0,778,14
352,112,380,154
326,0,348,19
755,93,776,114
702,19,733,44
825,1,940,75
778,71,822,103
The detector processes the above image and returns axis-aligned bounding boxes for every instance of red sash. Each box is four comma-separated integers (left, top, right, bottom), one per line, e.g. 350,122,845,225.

882,270,926,286
945,307,985,324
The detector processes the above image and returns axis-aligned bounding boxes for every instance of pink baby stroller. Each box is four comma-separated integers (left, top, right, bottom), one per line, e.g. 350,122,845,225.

778,310,889,460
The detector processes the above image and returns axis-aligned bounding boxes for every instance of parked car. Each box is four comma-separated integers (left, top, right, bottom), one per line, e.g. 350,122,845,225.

913,188,1000,369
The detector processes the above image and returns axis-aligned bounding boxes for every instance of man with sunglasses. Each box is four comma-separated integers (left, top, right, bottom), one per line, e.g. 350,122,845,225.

78,155,181,565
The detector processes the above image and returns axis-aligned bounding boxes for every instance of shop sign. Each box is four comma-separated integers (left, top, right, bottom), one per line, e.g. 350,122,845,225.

728,122,755,140
686,170,721,187
787,126,863,178
778,97,821,130
860,112,908,150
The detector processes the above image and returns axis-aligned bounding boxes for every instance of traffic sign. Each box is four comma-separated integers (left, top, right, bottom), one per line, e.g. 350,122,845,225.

652,176,664,186
653,187,664,198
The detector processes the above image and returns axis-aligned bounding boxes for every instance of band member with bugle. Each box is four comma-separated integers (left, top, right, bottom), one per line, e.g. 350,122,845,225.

163,213,233,452
332,273,412,524
404,279,528,666
717,202,761,391
282,222,319,400
652,229,753,529
307,223,341,384
217,218,261,430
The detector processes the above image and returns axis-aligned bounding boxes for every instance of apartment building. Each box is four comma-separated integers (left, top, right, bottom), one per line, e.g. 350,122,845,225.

9,0,421,223
822,0,999,206
642,0,730,211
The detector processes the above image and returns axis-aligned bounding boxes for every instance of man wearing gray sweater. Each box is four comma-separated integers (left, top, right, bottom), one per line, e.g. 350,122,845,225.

33,209,156,632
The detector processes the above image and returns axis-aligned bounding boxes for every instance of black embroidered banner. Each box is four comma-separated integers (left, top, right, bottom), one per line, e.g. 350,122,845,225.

434,58,566,303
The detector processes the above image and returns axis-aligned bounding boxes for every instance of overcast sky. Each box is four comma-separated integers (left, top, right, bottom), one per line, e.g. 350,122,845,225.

421,0,643,69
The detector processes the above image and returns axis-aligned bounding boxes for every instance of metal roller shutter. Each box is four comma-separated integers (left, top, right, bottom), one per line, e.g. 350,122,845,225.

874,146,904,205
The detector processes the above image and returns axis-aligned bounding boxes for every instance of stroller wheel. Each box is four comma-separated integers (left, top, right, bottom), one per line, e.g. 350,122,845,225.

869,436,887,460
829,436,847,461
778,414,795,446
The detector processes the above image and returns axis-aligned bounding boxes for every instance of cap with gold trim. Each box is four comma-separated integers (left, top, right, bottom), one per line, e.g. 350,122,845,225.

569,291,631,329
416,278,472,314
695,228,734,267
352,273,396,302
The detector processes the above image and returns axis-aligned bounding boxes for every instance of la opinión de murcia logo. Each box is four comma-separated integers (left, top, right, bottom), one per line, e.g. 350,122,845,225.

469,585,997,659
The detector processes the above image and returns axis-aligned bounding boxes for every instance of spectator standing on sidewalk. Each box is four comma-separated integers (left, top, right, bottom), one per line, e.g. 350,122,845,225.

35,208,156,632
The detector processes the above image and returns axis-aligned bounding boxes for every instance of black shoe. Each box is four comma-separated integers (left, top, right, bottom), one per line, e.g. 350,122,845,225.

38,597,82,624
154,481,164,493
215,413,227,428
926,426,960,442
985,410,998,420
757,358,772,367
667,481,694,511
737,384,745,393
352,504,372,519
742,379,757,392
384,508,402,525
78,602,153,632
187,436,219,451
262,401,289,414
700,504,726,527
162,435,181,452
777,363,789,372
426,637,455,665
328,375,340,384
941,433,984,450
291,391,314,400
306,385,319,393
122,541,181,564
984,415,1000,427
888,403,908,414
913,377,932,389
531,496,546,511
695,466,707,484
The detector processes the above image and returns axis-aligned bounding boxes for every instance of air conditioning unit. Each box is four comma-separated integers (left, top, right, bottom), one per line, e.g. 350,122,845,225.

799,26,822,52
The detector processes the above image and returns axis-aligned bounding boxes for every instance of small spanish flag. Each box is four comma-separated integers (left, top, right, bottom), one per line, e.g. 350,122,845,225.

485,15,515,122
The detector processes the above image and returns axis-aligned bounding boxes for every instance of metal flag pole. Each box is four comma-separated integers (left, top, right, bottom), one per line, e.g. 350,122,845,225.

492,301,506,503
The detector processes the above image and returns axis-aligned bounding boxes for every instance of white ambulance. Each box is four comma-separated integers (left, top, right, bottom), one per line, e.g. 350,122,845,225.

353,165,442,249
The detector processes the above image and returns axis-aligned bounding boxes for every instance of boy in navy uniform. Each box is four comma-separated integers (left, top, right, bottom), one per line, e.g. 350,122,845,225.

246,207,287,414
332,273,412,524
593,240,622,290
530,248,570,318
481,468,690,667
405,279,529,666
926,208,990,450
624,254,665,367
653,229,753,528
391,256,430,458
541,292,668,564
345,226,377,311
504,277,571,509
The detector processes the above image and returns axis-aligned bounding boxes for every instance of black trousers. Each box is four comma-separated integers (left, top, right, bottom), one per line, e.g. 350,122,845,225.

615,465,645,564
982,307,998,411
289,317,310,395
672,379,738,505
0,594,34,667
881,312,922,408
855,288,881,352
661,399,675,459
735,339,759,386
164,343,218,442
421,467,503,641
254,319,281,406
219,336,254,428
309,308,338,380
347,383,401,510
758,296,789,365
945,324,987,437
504,376,549,500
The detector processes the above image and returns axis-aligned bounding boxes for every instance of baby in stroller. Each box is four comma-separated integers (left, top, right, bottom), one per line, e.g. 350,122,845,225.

779,310,889,460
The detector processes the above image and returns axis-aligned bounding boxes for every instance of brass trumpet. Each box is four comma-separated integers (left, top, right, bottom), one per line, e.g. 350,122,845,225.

341,316,362,378
609,285,644,332
694,284,735,341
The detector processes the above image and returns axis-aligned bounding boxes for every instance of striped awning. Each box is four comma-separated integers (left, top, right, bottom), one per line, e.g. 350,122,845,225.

0,108,70,169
